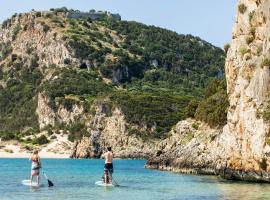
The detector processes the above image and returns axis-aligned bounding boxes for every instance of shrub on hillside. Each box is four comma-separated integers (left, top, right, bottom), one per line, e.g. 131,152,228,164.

238,4,247,14
0,68,42,136
184,99,199,118
42,24,50,33
194,78,229,127
109,91,191,138
67,122,88,142
195,91,228,127
261,58,270,67
35,135,49,145
0,132,15,141
12,25,22,40
42,68,111,109
224,44,230,54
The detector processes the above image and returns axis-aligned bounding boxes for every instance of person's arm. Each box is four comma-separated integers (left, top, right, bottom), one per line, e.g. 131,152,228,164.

101,152,107,159
101,152,106,159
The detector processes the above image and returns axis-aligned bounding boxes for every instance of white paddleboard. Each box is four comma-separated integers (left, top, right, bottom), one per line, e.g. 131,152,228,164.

95,181,114,187
21,180,43,187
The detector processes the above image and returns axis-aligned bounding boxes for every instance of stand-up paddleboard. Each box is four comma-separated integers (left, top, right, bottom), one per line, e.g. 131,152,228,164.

21,180,43,187
95,181,114,187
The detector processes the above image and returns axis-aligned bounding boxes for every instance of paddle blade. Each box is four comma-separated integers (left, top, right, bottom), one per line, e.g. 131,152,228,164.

48,179,54,187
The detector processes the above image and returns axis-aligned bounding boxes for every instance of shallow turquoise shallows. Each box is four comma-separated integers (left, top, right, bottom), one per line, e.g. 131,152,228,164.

1,159,270,200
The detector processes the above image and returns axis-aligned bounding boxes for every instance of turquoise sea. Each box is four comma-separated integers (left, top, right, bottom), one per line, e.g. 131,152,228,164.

1,159,270,200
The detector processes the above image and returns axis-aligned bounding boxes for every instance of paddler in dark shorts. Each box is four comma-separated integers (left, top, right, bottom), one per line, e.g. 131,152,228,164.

102,147,113,184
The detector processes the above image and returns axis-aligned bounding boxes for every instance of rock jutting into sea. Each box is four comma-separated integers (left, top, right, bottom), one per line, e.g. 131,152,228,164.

147,0,270,182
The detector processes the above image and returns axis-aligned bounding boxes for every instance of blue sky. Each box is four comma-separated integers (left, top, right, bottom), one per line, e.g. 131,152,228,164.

0,0,237,48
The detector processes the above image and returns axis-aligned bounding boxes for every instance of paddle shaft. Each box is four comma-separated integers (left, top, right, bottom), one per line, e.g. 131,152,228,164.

43,171,54,187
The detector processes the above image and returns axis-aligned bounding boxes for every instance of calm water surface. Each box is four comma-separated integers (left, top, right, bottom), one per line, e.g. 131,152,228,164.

0,159,270,200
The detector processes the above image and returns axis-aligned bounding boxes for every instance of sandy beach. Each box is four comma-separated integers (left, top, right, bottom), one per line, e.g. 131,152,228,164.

0,134,73,159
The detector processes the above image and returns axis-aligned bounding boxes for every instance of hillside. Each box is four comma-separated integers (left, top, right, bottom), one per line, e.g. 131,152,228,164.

0,9,225,155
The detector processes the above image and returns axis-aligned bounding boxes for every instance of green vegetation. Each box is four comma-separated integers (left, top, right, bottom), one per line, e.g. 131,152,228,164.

67,122,88,142
1,18,11,28
35,135,49,145
238,4,247,14
12,25,21,40
192,122,199,130
0,64,42,136
262,98,270,122
261,58,270,67
58,15,225,93
266,137,270,145
246,35,254,45
0,41,13,60
224,44,230,54
257,45,263,55
249,27,256,37
0,132,17,141
4,149,13,153
195,79,229,127
240,47,250,58
0,10,227,142
184,99,199,118
249,11,255,24
42,68,112,109
108,91,191,138
42,23,50,33
181,131,194,145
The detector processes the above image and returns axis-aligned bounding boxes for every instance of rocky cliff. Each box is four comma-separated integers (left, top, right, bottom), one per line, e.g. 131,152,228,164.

36,93,157,158
146,119,222,175
147,0,270,182
71,106,157,159
221,0,270,180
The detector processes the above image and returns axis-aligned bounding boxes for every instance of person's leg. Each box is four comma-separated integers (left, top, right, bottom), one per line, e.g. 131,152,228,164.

106,171,109,184
103,171,106,183
110,164,113,184
37,174,40,185
104,170,108,184
33,175,37,185
109,171,112,184
30,174,33,185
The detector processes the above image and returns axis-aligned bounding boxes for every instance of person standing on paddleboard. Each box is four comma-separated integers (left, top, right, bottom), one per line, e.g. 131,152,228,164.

102,147,114,184
29,150,42,185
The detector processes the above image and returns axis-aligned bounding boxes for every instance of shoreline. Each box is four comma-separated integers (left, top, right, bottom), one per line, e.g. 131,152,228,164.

0,152,71,159
0,135,73,159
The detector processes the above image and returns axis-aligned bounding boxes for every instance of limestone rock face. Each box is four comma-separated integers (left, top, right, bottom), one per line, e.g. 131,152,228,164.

223,0,270,176
146,119,222,175
36,92,157,159
36,93,56,129
71,107,157,159
147,0,270,182
36,93,84,129
0,12,76,67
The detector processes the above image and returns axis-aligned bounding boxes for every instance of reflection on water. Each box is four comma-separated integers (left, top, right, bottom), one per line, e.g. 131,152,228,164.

0,159,270,200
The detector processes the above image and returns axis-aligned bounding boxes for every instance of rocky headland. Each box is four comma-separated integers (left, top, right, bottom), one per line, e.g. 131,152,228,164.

147,0,270,182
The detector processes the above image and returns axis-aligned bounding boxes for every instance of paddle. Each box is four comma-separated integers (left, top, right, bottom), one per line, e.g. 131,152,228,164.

43,172,54,187
112,177,120,187
102,173,119,186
